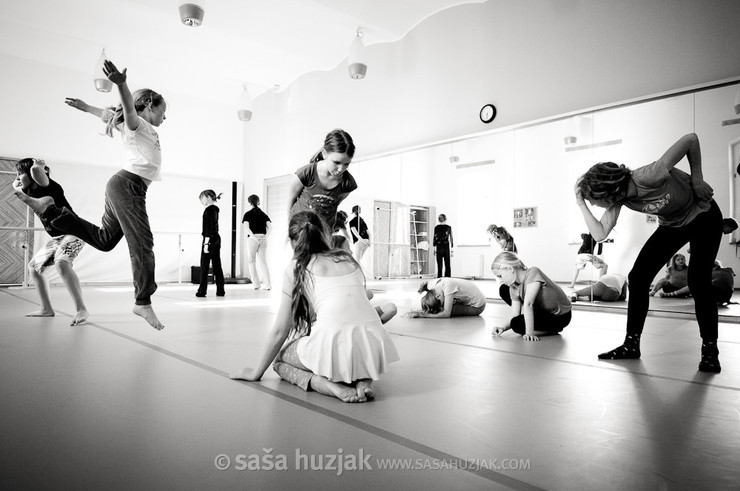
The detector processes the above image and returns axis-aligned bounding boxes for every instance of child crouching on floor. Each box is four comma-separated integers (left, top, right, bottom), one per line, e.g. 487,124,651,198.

491,251,572,341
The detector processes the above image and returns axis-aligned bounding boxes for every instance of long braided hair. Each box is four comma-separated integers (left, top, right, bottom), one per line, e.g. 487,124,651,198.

577,162,632,206
288,211,357,336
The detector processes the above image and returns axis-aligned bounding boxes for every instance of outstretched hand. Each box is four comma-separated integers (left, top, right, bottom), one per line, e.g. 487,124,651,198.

64,98,88,112
691,178,714,202
103,60,127,85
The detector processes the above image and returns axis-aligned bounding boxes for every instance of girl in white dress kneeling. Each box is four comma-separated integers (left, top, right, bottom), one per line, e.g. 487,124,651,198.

230,211,399,403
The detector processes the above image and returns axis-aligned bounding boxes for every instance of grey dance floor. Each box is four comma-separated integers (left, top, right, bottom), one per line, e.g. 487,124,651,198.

1,279,739,490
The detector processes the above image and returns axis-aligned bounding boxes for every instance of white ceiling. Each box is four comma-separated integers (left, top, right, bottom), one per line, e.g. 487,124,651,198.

1,0,484,104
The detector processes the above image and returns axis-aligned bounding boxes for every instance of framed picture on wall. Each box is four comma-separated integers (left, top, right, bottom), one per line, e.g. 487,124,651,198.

513,207,537,228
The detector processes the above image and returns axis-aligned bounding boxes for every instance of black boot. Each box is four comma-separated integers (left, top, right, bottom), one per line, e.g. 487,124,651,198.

598,333,641,360
698,340,721,373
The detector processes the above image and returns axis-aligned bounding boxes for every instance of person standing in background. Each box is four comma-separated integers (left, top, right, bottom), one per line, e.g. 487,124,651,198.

196,190,225,298
242,194,272,290
349,205,371,263
433,214,453,277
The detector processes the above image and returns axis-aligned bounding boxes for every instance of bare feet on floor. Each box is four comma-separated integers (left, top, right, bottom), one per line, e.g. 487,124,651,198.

355,379,375,401
25,309,55,318
228,367,260,381
71,309,89,326
132,304,164,330
310,375,364,403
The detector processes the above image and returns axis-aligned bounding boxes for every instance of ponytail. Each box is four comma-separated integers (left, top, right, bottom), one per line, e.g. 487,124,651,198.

199,189,220,202
104,88,165,138
309,129,356,163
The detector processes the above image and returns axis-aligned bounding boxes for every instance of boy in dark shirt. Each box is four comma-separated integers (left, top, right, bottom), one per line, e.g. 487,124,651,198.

12,158,88,325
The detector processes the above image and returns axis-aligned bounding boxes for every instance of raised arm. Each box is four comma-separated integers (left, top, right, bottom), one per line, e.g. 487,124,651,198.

656,133,713,201
574,178,621,242
103,60,139,132
64,98,106,119
30,159,50,188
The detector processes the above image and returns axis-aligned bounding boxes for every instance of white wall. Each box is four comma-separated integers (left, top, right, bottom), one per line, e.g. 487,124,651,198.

243,0,740,181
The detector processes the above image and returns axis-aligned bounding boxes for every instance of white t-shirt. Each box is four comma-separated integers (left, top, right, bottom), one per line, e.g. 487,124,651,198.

428,278,487,308
122,116,162,181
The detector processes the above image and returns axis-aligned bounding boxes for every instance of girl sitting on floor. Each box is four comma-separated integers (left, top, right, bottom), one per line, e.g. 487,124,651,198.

491,251,572,341
650,253,690,298
230,211,399,403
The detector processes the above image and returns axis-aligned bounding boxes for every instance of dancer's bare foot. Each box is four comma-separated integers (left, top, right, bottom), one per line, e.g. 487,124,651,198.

132,304,164,330
310,375,362,403
14,190,54,215
229,367,261,381
355,379,375,401
25,309,55,318
71,309,89,326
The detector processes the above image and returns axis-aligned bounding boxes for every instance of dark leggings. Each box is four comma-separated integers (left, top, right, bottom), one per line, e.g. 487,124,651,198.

43,170,156,305
626,200,722,340
197,237,225,295
499,284,571,334
436,245,451,277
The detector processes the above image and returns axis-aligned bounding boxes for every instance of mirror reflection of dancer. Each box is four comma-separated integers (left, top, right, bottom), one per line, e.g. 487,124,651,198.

12,158,89,325
196,190,225,298
487,224,517,253
570,232,608,288
649,253,689,298
570,273,628,302
576,133,722,372
23,59,166,330
288,129,357,233
433,214,453,277
230,211,399,403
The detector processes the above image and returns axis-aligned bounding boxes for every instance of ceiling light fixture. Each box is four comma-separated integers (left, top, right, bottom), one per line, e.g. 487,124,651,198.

179,1,205,27
93,49,112,93
348,28,367,80
238,85,253,122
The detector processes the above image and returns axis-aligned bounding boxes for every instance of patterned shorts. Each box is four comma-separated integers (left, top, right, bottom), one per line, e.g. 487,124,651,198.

29,235,85,274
